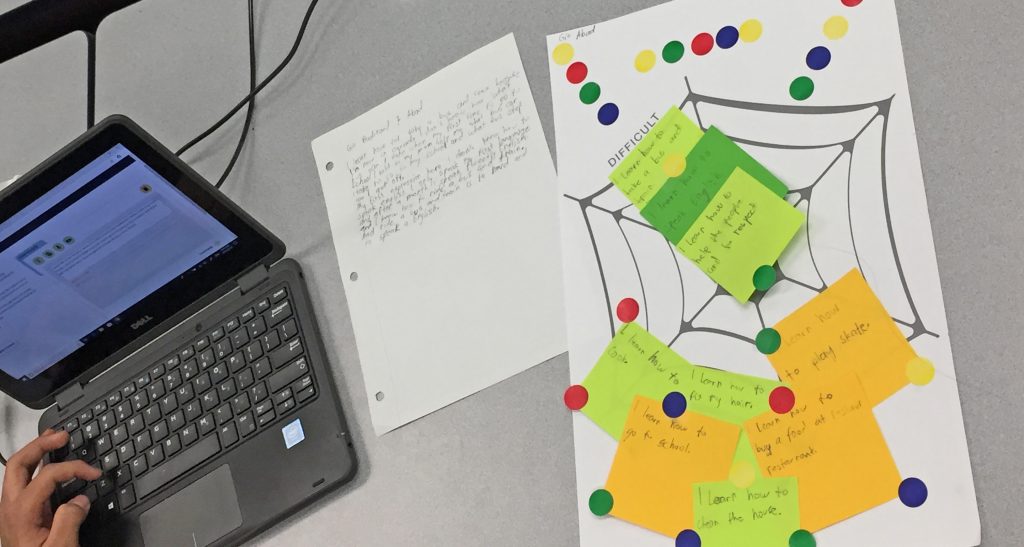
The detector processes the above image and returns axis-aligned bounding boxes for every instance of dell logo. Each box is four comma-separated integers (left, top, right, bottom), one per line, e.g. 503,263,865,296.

131,316,154,330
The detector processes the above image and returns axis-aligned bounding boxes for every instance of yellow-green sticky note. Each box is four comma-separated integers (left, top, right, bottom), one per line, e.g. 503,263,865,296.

677,168,804,303
580,323,781,437
610,148,668,210
581,323,692,437
638,106,704,166
692,475,800,546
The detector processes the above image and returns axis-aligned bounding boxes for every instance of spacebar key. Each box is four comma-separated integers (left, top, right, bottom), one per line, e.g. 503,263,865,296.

134,435,220,500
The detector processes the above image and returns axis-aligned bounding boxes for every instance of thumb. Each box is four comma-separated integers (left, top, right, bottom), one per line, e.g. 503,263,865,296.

45,495,90,547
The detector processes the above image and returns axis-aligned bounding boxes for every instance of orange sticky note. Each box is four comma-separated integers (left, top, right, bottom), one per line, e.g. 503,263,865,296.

767,269,916,406
605,396,740,537
743,374,900,532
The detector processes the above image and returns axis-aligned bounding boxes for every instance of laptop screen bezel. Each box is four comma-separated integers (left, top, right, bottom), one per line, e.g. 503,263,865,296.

0,116,284,408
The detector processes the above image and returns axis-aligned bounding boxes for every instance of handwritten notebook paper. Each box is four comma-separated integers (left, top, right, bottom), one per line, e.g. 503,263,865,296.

605,396,739,537
767,269,917,406
609,106,803,302
312,34,566,434
744,373,901,532
581,322,780,437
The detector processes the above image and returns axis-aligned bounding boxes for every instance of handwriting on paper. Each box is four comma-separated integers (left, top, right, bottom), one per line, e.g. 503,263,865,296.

677,168,804,302
692,476,799,546
345,72,531,244
768,269,917,406
607,109,804,302
605,396,740,537
581,322,781,437
743,374,900,531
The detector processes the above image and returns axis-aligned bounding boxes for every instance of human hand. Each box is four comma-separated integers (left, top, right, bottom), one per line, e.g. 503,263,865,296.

0,430,102,547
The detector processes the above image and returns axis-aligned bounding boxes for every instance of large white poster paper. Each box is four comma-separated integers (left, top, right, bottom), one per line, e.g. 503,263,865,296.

547,1,979,546
314,34,566,435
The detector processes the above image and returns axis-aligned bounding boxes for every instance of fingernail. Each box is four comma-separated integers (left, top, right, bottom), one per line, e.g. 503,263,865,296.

69,495,90,511
43,428,55,435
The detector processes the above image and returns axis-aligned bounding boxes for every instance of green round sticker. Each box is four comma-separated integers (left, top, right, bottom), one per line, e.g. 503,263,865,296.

589,489,614,516
662,40,685,63
580,82,601,105
756,328,782,355
790,76,815,101
752,265,777,291
789,529,816,547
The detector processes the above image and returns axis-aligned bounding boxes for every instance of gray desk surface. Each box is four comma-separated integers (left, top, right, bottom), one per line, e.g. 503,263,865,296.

0,1,1020,545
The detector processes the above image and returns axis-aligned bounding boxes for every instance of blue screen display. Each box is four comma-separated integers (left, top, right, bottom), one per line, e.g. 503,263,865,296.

0,145,237,380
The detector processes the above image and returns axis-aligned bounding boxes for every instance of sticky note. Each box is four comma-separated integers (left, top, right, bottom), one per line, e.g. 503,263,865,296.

640,126,792,244
637,106,704,165
608,109,805,302
744,374,900,532
677,168,805,302
605,396,740,537
767,269,917,406
691,475,800,546
610,149,668,210
581,322,782,437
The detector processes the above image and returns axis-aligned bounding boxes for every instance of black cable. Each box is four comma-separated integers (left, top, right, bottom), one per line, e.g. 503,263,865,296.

213,0,257,189
175,0,319,160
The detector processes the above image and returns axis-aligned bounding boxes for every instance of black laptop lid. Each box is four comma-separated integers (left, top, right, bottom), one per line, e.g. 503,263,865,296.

0,116,283,408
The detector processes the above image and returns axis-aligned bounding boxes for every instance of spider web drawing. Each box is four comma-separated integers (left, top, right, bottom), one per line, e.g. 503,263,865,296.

564,78,940,353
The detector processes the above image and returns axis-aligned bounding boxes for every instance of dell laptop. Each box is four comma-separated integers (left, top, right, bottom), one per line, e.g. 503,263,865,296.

0,116,357,546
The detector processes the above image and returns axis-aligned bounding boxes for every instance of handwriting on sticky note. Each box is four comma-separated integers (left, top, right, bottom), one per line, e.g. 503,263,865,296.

743,374,901,531
605,396,740,537
692,476,800,546
768,269,917,406
637,106,703,165
344,71,531,244
607,109,804,302
677,168,804,302
636,124,792,245
609,150,667,210
581,323,781,437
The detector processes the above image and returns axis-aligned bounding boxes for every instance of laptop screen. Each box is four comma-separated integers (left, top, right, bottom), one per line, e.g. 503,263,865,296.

0,144,237,380
0,118,281,407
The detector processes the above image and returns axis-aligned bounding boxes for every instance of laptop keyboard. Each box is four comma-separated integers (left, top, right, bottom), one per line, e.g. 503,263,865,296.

48,284,319,523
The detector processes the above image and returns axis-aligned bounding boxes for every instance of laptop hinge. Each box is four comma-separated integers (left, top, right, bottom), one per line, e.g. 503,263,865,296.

237,264,270,295
55,382,86,412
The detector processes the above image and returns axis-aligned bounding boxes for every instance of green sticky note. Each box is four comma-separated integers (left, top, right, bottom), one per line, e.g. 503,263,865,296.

692,475,800,546
638,106,704,166
580,323,781,438
640,125,791,243
678,168,804,303
609,148,668,210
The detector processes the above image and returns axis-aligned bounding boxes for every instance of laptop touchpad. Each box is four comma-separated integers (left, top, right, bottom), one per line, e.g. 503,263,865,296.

140,465,242,547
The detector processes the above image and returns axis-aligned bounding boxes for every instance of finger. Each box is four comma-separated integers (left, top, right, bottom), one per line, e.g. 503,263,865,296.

44,495,90,547
2,430,65,501
21,460,101,508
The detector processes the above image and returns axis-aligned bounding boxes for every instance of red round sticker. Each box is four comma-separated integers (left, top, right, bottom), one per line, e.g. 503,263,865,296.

566,62,588,84
616,298,640,323
769,386,796,414
692,33,715,56
564,385,589,411
841,0,863,6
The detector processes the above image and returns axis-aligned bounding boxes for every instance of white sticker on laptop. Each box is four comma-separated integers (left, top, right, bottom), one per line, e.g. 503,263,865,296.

282,419,305,449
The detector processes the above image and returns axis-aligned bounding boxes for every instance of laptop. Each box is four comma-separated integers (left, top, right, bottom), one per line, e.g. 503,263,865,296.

0,116,357,546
